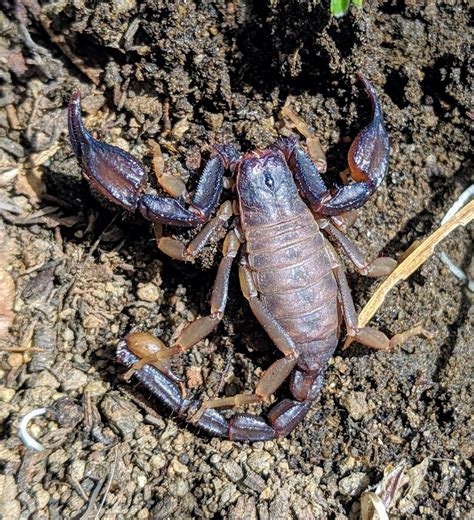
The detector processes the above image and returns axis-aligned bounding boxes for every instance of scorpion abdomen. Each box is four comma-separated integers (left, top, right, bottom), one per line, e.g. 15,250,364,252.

244,208,339,370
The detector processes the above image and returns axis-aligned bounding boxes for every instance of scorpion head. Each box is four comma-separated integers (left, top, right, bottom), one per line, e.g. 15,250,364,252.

235,149,303,225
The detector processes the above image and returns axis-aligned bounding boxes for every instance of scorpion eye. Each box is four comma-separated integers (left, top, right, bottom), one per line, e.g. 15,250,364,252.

264,171,274,189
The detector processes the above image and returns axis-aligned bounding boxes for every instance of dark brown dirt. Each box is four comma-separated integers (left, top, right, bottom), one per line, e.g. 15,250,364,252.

0,1,472,518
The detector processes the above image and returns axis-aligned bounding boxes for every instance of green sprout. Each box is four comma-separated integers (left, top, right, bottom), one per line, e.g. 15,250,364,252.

330,0,363,17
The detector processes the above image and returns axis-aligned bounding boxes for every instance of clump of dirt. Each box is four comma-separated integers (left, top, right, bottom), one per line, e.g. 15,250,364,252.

0,1,472,518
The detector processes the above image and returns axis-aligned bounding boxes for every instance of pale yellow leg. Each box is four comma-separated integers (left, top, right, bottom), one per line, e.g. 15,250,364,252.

192,355,297,420
158,201,233,261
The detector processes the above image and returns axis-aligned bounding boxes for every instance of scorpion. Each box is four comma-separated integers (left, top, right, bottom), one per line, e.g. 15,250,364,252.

68,76,422,441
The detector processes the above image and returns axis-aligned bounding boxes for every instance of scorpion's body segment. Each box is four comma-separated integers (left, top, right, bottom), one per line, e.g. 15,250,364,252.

67,76,418,441
244,199,339,350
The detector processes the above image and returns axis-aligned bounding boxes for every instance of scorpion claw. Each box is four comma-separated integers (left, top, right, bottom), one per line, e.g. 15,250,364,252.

68,92,147,211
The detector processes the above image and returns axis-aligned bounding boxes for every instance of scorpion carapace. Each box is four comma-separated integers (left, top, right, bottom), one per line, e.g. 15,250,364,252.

68,76,421,441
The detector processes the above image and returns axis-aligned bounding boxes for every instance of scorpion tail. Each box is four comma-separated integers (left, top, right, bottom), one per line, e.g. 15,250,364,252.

117,343,323,441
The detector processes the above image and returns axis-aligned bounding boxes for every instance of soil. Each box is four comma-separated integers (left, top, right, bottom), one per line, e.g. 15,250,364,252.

0,1,472,518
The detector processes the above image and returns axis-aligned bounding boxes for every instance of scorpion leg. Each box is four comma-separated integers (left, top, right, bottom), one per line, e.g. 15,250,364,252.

116,344,229,437
331,247,430,350
281,76,390,217
320,220,397,277
158,201,233,261
124,229,240,380
68,93,233,226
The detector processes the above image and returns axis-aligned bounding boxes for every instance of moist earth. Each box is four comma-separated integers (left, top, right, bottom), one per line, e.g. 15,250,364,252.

0,1,472,518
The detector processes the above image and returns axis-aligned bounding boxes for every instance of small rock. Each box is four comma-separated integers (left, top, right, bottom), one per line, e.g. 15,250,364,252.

136,474,147,488
33,484,50,509
247,450,272,474
204,111,224,131
68,459,86,481
151,497,178,518
341,391,370,421
269,489,290,519
100,393,140,437
151,453,167,471
62,327,75,342
242,469,266,493
168,477,189,497
0,387,15,403
338,472,369,496
61,368,88,391
168,457,188,476
223,460,244,482
137,283,160,303
0,475,21,520
228,495,257,520
27,371,59,389
84,380,108,397
50,397,83,428
219,483,239,507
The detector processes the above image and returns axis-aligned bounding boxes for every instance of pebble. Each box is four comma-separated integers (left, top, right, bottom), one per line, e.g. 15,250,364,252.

0,475,21,520
341,391,370,421
84,380,108,397
219,483,239,507
338,472,369,496
136,474,147,488
223,460,244,482
242,469,266,493
8,353,23,368
33,485,50,509
228,495,257,520
247,450,272,474
27,371,59,389
137,283,161,303
68,459,86,481
62,327,75,342
47,448,71,475
151,497,178,517
61,368,88,391
151,453,167,471
169,477,189,497
100,393,140,437
168,457,188,476
0,387,15,403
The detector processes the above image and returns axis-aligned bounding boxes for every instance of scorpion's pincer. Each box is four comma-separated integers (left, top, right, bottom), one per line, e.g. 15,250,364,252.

68,92,147,211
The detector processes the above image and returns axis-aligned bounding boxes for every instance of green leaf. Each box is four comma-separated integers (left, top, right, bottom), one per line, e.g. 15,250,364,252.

330,0,351,17
352,0,363,8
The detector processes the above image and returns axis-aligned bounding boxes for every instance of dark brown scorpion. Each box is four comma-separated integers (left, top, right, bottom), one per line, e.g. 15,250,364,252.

68,76,422,441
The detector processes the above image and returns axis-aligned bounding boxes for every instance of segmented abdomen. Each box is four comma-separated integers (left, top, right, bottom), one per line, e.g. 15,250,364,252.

245,209,339,345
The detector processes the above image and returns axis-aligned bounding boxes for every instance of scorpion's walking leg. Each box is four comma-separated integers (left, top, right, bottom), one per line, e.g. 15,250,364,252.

319,220,397,277
331,248,431,350
157,200,233,261
124,229,240,379
195,262,299,413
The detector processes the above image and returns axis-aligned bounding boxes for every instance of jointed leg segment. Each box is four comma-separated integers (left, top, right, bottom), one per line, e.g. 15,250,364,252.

320,219,397,277
332,251,431,351
123,230,240,379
